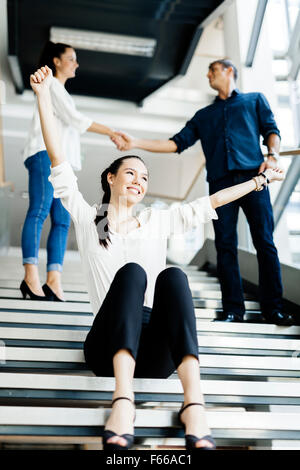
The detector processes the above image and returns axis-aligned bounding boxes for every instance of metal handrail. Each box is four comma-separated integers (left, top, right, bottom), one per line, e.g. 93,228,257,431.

269,148,300,157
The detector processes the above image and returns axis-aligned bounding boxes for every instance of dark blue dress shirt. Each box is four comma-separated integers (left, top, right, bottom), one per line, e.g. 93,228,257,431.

170,89,281,183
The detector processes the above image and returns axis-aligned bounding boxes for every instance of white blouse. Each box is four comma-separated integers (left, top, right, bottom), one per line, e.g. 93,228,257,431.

49,161,218,315
23,77,93,171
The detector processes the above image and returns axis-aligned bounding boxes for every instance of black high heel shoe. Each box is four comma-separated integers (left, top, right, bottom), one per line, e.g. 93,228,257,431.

178,402,216,451
42,284,64,302
20,280,49,301
102,397,136,451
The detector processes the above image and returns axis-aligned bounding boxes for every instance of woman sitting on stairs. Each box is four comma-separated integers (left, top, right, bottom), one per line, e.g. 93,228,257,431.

30,65,285,451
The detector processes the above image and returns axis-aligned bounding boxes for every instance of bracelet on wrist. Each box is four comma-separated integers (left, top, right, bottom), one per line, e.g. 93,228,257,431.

252,176,264,191
259,172,270,185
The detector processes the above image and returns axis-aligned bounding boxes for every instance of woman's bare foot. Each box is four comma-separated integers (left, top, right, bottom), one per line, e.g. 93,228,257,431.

23,278,45,297
46,271,65,301
104,394,135,447
45,281,65,301
180,404,214,449
24,264,45,297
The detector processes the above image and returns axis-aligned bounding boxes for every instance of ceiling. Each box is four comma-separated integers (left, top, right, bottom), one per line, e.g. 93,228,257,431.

7,0,225,103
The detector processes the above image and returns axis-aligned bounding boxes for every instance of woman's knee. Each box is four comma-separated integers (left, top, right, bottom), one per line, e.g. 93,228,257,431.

157,266,187,287
26,206,50,224
115,262,147,286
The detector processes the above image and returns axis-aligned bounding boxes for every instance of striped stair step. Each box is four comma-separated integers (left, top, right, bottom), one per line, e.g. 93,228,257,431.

0,373,299,406
0,407,299,442
0,298,261,312
0,279,222,291
0,311,298,337
1,326,299,354
2,348,300,378
0,307,263,322
1,287,250,302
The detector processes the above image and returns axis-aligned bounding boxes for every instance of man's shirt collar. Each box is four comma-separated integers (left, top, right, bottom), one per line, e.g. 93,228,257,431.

214,88,240,102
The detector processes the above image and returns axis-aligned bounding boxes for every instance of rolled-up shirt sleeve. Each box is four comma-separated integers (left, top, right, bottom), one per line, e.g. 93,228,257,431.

48,161,96,225
157,195,218,237
50,81,93,134
256,93,281,146
169,111,200,154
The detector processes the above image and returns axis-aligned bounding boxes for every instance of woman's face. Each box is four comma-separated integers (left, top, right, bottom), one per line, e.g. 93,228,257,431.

54,47,79,79
108,158,149,206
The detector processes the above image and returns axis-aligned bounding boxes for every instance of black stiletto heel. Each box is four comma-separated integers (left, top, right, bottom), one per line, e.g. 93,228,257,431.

42,284,64,302
102,397,135,451
178,402,216,451
19,280,49,301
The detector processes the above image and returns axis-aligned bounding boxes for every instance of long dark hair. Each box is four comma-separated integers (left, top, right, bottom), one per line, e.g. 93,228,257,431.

38,41,73,75
95,155,146,249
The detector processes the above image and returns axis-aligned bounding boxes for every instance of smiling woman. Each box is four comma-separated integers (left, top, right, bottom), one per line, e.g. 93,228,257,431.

30,65,285,452
94,156,148,246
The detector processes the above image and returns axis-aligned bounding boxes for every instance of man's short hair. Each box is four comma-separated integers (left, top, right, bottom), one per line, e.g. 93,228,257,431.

209,59,238,81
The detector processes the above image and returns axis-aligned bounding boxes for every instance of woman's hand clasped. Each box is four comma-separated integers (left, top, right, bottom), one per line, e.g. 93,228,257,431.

30,65,53,94
264,167,285,183
110,131,134,151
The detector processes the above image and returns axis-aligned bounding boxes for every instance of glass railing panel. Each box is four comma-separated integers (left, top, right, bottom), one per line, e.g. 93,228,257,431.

0,185,12,254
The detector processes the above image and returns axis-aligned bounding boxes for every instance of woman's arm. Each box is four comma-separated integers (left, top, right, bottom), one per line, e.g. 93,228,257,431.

87,122,127,149
87,121,118,139
111,131,178,153
30,66,63,167
210,169,284,209
31,66,96,225
111,112,200,153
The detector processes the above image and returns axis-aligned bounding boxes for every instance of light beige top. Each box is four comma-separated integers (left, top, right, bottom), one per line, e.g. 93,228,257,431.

49,161,218,314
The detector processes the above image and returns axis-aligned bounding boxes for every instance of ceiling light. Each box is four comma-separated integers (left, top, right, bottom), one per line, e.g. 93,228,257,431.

50,27,156,58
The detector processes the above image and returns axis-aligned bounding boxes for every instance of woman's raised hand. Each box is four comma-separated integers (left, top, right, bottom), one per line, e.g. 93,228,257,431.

264,167,285,183
30,65,53,94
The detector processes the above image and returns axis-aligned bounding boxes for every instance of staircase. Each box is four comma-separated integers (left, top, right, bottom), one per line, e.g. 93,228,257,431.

0,251,300,450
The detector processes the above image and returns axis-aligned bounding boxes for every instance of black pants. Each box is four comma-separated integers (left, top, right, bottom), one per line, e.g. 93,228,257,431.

209,169,283,318
84,263,199,378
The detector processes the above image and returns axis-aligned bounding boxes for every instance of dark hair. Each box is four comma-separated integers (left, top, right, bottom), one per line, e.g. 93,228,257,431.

95,155,146,249
209,58,238,81
38,41,73,75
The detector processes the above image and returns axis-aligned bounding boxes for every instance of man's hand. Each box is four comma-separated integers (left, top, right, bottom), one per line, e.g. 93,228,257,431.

111,131,135,151
258,157,278,174
30,65,53,95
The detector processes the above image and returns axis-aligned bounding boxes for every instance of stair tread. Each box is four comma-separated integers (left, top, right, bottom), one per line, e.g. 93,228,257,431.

0,373,299,397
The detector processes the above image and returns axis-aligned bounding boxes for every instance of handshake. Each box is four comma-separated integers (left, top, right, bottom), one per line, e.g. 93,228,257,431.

110,131,135,152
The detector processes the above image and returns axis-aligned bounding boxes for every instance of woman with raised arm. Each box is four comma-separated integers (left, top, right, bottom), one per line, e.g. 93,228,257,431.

30,65,284,451
21,41,123,302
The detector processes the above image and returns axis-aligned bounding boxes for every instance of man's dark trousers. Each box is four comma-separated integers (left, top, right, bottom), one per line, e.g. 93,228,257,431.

209,169,283,319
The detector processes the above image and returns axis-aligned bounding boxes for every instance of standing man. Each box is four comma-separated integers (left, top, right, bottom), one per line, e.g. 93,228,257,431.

112,59,293,326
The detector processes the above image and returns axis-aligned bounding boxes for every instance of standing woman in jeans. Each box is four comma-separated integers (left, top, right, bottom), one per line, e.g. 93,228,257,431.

31,65,284,450
21,41,123,301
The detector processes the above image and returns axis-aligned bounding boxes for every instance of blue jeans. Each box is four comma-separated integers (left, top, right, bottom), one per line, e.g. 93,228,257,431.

209,169,283,317
21,151,71,272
